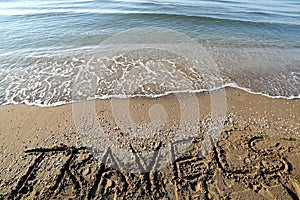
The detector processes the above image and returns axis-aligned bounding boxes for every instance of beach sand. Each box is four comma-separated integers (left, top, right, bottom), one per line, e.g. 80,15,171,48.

0,87,299,199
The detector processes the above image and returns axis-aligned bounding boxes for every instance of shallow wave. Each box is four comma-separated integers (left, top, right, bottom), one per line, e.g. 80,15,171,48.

1,8,298,27
2,84,299,108
0,0,94,9
0,45,299,108
125,12,300,26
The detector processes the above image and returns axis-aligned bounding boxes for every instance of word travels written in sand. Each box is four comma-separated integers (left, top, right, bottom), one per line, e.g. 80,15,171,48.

7,133,300,199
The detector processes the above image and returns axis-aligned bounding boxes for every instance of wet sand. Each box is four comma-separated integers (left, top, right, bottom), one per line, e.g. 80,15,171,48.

0,87,299,199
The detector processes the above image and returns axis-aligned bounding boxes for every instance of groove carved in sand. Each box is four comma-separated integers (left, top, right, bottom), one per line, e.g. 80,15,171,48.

4,128,299,199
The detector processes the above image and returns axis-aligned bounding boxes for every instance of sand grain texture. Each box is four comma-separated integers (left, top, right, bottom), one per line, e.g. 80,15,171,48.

0,88,299,199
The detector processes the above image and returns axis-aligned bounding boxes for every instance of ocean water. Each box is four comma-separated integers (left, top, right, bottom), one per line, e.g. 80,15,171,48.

0,0,299,106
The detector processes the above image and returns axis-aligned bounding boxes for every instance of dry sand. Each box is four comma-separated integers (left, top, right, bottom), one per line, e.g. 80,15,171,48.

0,87,299,199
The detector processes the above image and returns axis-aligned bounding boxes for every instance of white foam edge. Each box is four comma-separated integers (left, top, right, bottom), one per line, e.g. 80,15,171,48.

1,82,299,108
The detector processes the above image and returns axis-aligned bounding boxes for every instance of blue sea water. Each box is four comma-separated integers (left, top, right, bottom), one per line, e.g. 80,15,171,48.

0,0,299,106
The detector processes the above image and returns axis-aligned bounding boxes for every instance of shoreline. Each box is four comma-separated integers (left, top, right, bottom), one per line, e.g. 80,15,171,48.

1,85,300,108
0,87,299,199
